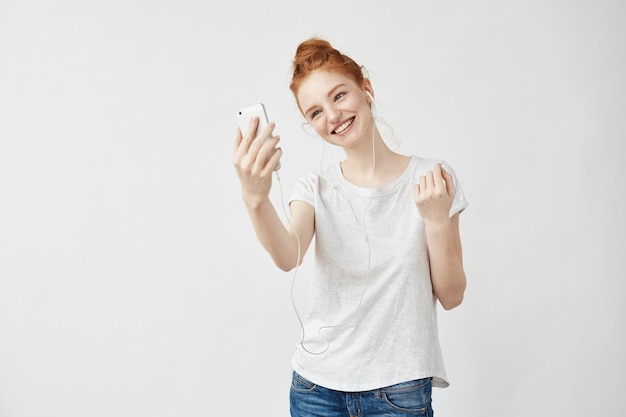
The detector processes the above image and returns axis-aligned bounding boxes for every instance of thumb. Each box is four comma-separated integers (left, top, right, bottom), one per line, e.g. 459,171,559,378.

441,165,455,193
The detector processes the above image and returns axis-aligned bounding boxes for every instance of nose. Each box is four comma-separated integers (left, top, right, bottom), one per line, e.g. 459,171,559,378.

326,105,341,124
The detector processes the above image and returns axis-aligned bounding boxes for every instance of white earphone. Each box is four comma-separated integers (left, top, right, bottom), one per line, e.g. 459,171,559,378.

366,91,374,103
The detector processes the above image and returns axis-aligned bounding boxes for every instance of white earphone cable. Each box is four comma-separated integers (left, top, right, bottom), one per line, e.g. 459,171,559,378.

276,98,378,355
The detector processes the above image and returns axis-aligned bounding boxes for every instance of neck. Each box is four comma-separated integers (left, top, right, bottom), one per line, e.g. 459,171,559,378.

340,128,408,188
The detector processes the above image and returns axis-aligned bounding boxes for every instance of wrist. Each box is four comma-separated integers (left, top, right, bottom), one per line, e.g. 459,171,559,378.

423,217,452,232
243,193,271,211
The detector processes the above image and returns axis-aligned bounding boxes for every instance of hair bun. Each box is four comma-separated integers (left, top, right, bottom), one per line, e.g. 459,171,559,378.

290,37,365,98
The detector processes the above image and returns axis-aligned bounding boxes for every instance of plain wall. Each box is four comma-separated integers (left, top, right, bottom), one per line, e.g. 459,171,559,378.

1,0,624,416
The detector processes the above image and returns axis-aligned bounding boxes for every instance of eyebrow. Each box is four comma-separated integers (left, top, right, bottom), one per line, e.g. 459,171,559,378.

303,84,347,117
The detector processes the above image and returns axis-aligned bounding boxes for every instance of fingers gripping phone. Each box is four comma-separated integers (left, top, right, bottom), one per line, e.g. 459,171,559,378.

237,103,281,171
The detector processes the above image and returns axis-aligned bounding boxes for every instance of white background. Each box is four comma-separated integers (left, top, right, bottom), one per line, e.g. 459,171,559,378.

1,0,624,416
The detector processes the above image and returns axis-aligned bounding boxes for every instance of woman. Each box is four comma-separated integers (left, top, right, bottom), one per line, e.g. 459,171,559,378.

233,37,468,416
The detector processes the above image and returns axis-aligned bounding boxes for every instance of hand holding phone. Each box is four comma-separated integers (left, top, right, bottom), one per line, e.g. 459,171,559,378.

237,103,281,171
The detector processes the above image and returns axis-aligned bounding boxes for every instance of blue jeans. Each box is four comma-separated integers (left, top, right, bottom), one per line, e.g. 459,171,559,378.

290,372,434,416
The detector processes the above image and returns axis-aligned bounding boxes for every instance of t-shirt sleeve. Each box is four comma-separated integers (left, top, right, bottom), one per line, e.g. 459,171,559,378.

289,172,318,207
441,160,469,217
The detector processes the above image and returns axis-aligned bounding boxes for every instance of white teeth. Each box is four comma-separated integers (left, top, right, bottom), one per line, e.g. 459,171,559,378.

334,118,353,134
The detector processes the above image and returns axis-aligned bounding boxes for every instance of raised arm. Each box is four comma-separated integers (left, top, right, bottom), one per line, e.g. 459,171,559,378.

233,117,315,271
414,163,466,310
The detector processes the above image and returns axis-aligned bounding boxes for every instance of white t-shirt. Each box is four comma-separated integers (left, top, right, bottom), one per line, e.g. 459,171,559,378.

288,155,468,392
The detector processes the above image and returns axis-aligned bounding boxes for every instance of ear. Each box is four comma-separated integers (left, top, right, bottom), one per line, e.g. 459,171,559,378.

362,79,374,102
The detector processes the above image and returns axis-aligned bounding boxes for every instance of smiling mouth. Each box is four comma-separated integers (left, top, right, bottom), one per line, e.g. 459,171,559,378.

332,117,355,134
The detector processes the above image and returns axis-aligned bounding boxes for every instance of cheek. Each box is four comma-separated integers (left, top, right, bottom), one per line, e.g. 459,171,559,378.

313,125,327,136
308,118,327,137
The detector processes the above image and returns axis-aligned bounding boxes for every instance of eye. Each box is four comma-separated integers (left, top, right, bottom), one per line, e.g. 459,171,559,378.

310,109,321,119
334,92,345,102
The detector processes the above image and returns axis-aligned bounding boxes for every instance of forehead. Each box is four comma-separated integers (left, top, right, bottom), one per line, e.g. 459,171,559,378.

296,69,359,106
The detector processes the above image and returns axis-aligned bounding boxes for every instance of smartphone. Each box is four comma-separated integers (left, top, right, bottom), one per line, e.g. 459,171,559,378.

237,103,270,137
237,103,280,170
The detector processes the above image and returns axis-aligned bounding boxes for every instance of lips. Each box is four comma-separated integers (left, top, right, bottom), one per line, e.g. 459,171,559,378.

332,117,355,134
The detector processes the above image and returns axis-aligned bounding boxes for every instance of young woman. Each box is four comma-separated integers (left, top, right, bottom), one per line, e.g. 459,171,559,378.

233,37,468,417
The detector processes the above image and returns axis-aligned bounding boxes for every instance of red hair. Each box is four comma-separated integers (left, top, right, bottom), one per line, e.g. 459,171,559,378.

289,37,366,98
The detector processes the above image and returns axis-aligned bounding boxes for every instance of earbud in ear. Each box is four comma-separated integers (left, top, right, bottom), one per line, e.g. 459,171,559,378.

366,91,374,103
